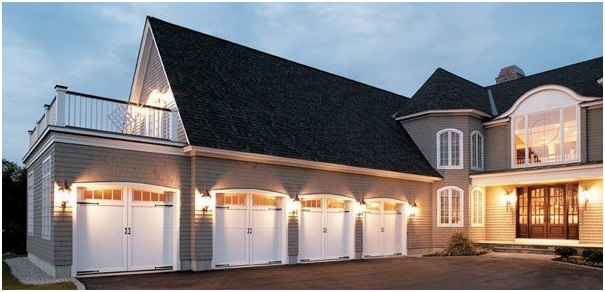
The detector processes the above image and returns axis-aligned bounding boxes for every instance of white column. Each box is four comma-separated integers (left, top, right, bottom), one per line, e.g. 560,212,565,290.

55,85,68,127
169,107,179,141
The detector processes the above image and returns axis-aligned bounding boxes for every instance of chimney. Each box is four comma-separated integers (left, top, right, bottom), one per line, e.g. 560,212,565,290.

495,65,525,84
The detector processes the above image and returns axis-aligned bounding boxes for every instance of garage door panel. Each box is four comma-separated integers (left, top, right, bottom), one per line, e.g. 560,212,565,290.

364,212,382,257
300,210,324,261
215,208,248,266
76,204,126,273
250,209,281,264
324,211,348,259
129,206,173,270
382,213,401,256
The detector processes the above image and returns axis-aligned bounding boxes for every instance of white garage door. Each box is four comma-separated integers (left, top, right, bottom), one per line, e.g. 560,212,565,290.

76,187,174,275
364,200,402,257
300,197,350,262
214,193,283,267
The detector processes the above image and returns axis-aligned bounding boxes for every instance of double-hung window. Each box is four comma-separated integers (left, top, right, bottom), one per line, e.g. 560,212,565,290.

470,131,484,170
437,186,464,227
437,129,463,169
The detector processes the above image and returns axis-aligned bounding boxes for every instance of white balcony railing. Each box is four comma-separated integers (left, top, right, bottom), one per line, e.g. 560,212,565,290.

28,85,179,147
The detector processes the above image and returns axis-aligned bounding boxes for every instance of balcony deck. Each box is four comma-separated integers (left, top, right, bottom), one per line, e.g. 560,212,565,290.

28,85,181,149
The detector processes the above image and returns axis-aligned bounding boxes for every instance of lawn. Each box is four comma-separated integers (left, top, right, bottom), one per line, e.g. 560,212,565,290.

2,255,76,290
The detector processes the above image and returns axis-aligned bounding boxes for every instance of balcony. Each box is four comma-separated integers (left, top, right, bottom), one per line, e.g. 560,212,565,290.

28,85,181,148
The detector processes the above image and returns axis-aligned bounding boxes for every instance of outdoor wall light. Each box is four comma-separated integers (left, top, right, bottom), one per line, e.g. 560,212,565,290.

503,190,515,212
56,180,72,208
355,198,366,215
288,195,301,216
580,185,595,209
408,201,418,218
199,188,212,214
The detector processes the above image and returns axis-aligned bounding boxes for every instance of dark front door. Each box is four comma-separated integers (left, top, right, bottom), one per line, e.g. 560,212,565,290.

517,184,579,239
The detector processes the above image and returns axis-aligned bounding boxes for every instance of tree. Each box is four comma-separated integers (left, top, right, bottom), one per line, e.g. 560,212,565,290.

2,159,27,254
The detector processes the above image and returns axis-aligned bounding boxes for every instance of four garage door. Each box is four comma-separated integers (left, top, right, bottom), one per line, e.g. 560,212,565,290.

214,193,284,267
299,196,352,261
364,200,403,257
76,187,174,275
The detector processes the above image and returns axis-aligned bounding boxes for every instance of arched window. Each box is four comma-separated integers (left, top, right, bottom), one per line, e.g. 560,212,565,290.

470,131,484,170
437,129,463,169
437,186,464,227
470,188,485,227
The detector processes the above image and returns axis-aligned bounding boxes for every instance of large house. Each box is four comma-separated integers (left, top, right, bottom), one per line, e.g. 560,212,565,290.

23,17,603,278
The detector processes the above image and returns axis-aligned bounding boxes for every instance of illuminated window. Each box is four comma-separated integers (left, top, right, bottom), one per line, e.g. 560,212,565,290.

470,131,484,170
470,189,484,227
437,129,463,169
512,105,579,167
437,186,464,227
41,156,52,240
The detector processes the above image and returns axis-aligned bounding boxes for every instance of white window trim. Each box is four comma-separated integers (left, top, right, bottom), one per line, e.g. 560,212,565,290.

470,188,485,227
470,131,484,171
436,128,463,169
436,186,464,227
41,156,52,240
510,105,581,169
27,170,34,236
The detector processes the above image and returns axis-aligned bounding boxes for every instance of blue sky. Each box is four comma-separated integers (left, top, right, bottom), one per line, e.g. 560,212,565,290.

2,2,603,163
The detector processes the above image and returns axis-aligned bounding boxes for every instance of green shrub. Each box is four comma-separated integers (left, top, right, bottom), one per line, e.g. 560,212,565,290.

581,248,603,264
555,247,578,259
443,232,486,256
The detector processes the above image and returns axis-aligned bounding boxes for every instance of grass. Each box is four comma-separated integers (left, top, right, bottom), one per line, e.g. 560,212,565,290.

2,254,76,290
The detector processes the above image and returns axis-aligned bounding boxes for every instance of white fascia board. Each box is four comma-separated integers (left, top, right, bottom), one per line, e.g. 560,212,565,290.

185,145,442,183
395,109,492,121
470,164,603,186
128,20,152,104
580,99,603,109
482,117,509,128
23,127,187,168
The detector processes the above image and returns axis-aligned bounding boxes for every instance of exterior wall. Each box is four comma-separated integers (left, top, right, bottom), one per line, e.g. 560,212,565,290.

192,155,433,258
401,114,486,249
586,107,603,163
483,185,516,242
484,123,510,172
580,179,603,244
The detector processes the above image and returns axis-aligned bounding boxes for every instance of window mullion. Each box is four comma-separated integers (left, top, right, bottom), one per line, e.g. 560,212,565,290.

559,108,564,162
524,115,529,164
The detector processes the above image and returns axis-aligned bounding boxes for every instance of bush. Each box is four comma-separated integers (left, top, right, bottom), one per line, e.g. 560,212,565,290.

443,232,487,256
581,248,603,264
555,247,578,259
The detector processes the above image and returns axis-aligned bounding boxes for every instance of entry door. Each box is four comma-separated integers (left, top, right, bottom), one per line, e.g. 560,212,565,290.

76,188,174,274
364,200,402,257
300,197,349,261
214,193,283,267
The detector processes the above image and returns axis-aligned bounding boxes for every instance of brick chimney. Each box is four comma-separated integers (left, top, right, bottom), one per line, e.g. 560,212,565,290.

495,65,525,84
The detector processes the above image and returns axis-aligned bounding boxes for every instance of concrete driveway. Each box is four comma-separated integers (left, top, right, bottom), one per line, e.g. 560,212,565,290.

77,253,602,290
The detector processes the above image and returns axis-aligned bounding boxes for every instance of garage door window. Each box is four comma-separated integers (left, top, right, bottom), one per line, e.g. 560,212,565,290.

133,190,167,202
83,189,123,200
301,199,322,208
253,194,279,207
216,193,246,206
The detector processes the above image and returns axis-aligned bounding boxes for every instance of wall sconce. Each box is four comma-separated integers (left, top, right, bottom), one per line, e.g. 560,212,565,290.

198,188,212,213
580,185,595,209
503,190,515,212
56,180,71,208
288,195,301,216
408,201,418,218
355,198,366,216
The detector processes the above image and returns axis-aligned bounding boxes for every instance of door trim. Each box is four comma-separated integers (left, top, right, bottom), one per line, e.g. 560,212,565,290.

71,182,180,277
362,198,407,258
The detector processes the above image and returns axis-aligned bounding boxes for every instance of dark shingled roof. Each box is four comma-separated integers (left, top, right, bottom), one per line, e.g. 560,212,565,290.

488,57,603,114
394,68,491,118
395,57,603,119
147,17,440,178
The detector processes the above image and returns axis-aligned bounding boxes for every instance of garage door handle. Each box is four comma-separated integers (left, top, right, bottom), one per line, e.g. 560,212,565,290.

128,228,131,235
125,228,127,235
381,227,385,232
323,228,327,233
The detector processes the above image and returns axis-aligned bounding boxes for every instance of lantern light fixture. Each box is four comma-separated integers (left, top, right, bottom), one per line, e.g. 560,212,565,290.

56,180,72,208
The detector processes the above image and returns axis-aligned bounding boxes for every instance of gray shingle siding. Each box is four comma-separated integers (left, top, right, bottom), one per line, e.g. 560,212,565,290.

586,107,603,162
484,123,510,171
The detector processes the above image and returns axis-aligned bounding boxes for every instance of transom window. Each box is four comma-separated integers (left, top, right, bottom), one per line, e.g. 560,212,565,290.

437,129,463,169
470,131,484,170
470,188,484,227
437,186,463,227
512,105,579,167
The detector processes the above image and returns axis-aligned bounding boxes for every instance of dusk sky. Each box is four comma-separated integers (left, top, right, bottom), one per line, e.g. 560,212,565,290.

2,2,603,164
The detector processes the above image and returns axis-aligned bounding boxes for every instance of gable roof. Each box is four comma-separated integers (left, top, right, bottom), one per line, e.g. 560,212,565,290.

395,57,603,120
147,17,441,178
394,68,492,118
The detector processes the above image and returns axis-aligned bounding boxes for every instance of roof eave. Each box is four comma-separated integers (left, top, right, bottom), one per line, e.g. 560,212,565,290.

395,109,491,121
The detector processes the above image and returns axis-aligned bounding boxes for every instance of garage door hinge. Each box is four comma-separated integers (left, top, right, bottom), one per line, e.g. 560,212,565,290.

155,266,173,270
154,204,173,207
77,202,99,205
77,270,99,275
339,256,349,259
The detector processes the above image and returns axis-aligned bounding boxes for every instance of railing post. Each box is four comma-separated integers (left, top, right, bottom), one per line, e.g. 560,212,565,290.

55,85,68,127
170,108,179,141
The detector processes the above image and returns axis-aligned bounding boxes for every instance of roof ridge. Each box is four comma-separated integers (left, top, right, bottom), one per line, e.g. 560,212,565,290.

147,16,410,101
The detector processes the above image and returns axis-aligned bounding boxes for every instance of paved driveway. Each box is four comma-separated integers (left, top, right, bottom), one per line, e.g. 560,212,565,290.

77,253,602,290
